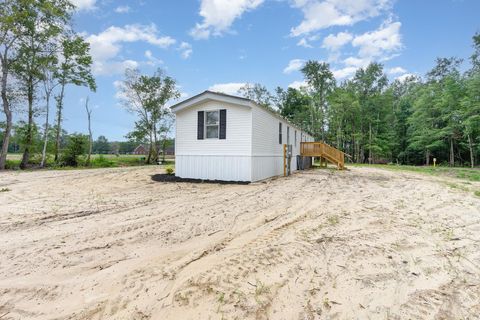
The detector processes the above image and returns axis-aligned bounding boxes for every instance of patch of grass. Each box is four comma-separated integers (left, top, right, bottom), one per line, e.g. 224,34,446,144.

0,187,11,192
474,190,480,197
445,182,469,192
351,163,480,182
5,153,175,170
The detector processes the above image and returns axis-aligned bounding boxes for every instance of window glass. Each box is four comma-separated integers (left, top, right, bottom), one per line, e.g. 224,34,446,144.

205,110,219,139
206,111,219,125
206,125,219,138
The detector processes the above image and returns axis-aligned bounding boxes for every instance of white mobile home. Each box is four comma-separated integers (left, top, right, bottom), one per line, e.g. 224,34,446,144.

171,91,313,182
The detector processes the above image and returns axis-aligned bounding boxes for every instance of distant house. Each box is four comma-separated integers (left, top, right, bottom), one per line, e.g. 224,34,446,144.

133,145,147,155
171,91,314,182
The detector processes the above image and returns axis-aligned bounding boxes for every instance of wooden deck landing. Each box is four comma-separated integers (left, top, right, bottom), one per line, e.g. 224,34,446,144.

300,142,345,170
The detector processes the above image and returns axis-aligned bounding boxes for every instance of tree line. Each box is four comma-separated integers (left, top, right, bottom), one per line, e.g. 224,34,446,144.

0,0,95,170
0,0,178,170
238,33,480,167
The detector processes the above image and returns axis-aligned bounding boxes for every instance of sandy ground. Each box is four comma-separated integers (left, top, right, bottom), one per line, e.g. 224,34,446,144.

0,166,479,320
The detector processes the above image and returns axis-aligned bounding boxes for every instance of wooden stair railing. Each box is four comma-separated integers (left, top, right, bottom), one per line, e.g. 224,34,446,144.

300,142,345,170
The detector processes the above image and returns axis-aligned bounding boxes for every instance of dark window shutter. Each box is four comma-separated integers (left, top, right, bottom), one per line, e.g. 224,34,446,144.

197,111,204,140
219,109,226,139
279,122,282,144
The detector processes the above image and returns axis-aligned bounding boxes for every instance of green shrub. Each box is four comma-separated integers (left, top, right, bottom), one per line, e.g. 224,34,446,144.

5,159,20,170
166,166,174,175
61,134,88,167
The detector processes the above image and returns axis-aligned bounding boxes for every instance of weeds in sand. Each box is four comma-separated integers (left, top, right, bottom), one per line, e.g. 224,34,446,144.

442,228,454,241
394,199,407,209
166,166,174,175
474,190,480,197
255,280,270,297
217,292,225,304
445,182,470,192
0,187,10,192
174,292,190,306
327,215,339,226
323,297,331,310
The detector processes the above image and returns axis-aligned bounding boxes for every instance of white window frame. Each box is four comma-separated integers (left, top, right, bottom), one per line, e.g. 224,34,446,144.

205,110,220,139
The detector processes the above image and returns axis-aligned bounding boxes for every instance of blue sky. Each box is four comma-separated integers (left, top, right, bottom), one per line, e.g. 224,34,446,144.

22,0,480,140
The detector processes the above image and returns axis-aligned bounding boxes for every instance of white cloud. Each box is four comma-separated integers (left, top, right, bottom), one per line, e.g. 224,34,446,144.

388,66,407,75
71,0,96,11
86,24,176,75
209,82,246,95
297,38,313,48
144,50,163,66
332,66,357,79
290,0,393,37
352,20,402,59
190,0,264,39
179,42,193,59
344,56,370,68
115,5,130,13
330,20,403,73
288,80,308,90
322,31,353,51
283,59,305,74
395,73,415,82
95,59,139,76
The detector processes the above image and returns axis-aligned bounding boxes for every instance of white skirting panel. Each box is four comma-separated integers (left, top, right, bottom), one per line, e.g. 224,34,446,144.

176,155,252,182
251,155,298,182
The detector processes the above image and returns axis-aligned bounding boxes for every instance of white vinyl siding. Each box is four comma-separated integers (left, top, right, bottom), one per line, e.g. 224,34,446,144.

175,101,251,156
250,105,311,181
175,100,252,181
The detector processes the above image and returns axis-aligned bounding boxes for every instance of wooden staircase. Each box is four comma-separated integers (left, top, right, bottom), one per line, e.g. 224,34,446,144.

300,142,345,170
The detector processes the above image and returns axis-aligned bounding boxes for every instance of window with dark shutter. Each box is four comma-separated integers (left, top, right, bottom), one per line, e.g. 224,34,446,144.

197,111,204,140
219,109,226,139
279,122,282,144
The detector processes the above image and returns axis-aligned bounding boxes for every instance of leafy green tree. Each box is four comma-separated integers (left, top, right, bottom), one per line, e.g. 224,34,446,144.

301,61,336,141
40,59,59,167
13,0,74,169
61,133,87,167
276,87,311,128
389,76,418,164
119,68,179,163
352,63,388,163
328,81,359,156
461,33,480,167
426,57,464,166
93,135,110,154
54,34,96,162
238,83,273,109
118,140,137,154
0,0,34,169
